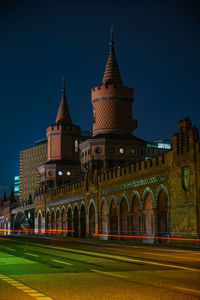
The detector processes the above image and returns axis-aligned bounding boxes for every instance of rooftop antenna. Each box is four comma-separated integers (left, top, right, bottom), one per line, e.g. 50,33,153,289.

109,24,115,48
62,77,66,95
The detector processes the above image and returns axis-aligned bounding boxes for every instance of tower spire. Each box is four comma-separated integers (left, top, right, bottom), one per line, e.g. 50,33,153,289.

102,25,123,85
56,78,72,125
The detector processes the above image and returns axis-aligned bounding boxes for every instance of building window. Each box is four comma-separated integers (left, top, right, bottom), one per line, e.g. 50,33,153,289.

75,140,78,152
93,108,96,124
95,147,102,154
130,147,136,154
119,147,125,154
109,147,114,154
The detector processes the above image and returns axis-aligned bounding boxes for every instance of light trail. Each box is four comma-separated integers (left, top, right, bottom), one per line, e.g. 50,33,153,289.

93,233,200,242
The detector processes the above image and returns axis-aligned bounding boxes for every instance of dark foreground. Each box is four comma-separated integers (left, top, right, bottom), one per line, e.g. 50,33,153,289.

0,236,199,300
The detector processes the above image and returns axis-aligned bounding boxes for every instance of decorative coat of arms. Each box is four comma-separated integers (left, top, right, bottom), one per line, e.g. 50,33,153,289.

182,166,190,191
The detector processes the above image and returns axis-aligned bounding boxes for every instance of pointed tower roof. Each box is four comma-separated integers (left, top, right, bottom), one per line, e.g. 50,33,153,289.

56,78,72,125
102,26,123,85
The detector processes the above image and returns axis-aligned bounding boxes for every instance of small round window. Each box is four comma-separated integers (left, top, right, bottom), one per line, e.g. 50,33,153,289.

119,147,125,154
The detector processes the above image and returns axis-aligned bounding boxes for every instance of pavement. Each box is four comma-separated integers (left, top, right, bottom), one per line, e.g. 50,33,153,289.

0,236,199,300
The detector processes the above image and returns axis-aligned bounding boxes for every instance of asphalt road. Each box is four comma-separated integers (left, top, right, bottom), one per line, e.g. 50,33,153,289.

0,236,199,300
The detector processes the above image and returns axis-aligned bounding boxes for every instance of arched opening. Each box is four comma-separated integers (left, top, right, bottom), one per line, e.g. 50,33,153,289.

109,199,118,239
51,210,55,232
67,207,72,236
14,212,29,230
56,210,61,232
89,202,96,238
38,213,42,233
120,197,129,236
100,200,108,240
143,192,154,243
80,204,86,238
157,190,169,243
130,196,141,241
46,211,50,232
61,208,66,235
73,206,79,237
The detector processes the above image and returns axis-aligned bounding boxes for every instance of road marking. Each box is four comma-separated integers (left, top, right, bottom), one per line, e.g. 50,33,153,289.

52,259,72,265
39,244,199,272
25,252,39,257
35,297,53,300
92,269,128,279
174,286,200,294
143,252,169,256
5,239,200,272
0,273,53,299
28,293,45,297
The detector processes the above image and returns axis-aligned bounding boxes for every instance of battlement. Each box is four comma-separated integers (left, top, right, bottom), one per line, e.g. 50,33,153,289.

91,83,133,101
34,178,85,203
178,117,192,131
98,153,168,185
172,118,199,155
46,124,80,135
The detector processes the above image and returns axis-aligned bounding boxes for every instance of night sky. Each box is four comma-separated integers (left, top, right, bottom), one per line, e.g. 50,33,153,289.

0,0,200,194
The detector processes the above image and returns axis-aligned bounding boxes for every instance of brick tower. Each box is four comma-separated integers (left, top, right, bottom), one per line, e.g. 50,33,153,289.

80,29,146,171
39,79,82,189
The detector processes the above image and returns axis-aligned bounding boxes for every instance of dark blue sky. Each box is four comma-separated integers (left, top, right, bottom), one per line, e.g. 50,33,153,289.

0,0,200,193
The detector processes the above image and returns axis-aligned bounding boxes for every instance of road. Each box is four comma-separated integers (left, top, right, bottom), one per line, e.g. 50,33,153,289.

0,236,199,300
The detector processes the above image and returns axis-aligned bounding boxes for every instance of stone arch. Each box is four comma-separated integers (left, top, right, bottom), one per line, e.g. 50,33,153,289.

51,209,56,231
120,196,129,236
61,207,67,234
130,191,142,210
108,195,118,213
109,198,118,238
130,193,142,239
89,200,96,238
73,204,79,237
142,187,155,208
14,211,29,230
88,199,96,215
80,202,86,238
67,205,73,236
100,198,108,240
56,208,61,231
143,190,155,243
155,184,170,208
119,193,130,212
157,188,170,242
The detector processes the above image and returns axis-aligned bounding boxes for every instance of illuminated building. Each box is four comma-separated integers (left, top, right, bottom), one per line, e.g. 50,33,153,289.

14,176,20,197
19,139,47,202
1,32,199,243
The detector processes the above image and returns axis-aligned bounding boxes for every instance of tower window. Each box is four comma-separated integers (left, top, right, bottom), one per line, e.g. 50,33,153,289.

130,147,136,154
93,109,96,124
95,147,102,154
75,140,78,152
109,147,114,154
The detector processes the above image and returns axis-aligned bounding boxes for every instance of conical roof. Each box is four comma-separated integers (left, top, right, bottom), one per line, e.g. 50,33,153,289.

102,40,123,85
56,79,72,125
